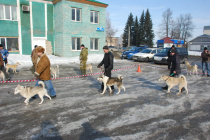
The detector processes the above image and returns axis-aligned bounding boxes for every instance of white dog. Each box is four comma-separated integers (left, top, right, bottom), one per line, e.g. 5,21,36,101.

185,61,198,75
86,63,93,73
6,62,21,73
97,74,125,95
14,81,52,105
0,71,5,81
50,65,59,79
158,75,188,95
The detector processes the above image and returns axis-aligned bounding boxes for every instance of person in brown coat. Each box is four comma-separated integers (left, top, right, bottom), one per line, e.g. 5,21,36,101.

0,53,10,81
34,46,56,98
31,45,38,73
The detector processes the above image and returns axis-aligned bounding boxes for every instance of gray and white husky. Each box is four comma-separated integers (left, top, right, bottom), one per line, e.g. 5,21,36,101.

50,65,59,79
97,74,126,95
14,81,52,105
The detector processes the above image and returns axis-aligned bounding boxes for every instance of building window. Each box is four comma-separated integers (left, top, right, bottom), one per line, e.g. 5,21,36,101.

90,11,99,24
72,8,81,22
0,5,17,20
72,37,81,50
90,38,99,50
0,38,19,51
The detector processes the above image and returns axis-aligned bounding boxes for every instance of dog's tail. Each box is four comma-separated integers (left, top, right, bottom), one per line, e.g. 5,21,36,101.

118,75,123,80
195,64,198,67
38,81,45,88
56,65,59,68
179,75,187,82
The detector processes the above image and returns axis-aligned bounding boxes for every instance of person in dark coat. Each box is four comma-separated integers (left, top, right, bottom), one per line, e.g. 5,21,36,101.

0,53,10,81
201,47,210,77
97,46,114,93
162,48,181,90
0,44,9,65
167,45,177,69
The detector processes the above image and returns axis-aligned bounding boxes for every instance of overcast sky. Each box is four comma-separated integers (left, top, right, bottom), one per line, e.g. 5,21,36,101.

103,0,210,43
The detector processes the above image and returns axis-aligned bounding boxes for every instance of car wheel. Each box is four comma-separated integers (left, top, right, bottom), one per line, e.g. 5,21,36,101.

145,57,149,63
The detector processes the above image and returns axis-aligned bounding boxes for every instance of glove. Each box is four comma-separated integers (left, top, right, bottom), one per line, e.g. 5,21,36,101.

97,65,100,68
34,73,39,78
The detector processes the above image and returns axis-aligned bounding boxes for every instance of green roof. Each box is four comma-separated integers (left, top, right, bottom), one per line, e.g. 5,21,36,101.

87,0,108,5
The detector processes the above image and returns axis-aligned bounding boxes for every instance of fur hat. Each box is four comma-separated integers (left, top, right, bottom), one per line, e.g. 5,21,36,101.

204,47,207,50
36,46,45,53
0,44,3,47
103,46,109,50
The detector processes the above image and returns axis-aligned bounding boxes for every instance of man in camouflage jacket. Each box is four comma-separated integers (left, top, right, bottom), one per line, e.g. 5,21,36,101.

80,44,88,75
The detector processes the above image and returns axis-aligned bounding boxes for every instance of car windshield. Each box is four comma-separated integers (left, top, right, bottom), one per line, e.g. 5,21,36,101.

141,49,152,53
129,48,136,51
160,48,170,53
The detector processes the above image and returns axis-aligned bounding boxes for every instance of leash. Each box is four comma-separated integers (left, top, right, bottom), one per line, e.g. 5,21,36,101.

165,73,174,81
100,67,104,73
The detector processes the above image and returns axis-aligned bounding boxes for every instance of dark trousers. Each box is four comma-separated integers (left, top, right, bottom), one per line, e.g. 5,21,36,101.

4,59,8,66
0,65,10,79
167,57,171,69
101,70,114,90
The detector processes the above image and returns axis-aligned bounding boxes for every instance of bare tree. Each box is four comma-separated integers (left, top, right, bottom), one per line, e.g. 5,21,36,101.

158,8,173,38
106,12,118,46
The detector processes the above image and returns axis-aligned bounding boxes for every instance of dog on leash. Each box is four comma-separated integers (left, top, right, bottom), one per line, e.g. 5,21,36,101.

185,61,198,75
6,62,21,73
0,71,5,81
97,74,126,95
14,81,52,105
50,65,59,79
86,63,93,73
158,75,188,95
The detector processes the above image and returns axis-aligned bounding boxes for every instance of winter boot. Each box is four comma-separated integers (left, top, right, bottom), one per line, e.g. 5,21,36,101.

162,85,168,90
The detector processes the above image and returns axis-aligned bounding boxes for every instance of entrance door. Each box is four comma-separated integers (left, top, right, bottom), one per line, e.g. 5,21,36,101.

32,38,46,51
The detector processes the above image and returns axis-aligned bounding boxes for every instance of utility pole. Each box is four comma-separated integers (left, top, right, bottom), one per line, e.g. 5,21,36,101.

128,26,130,47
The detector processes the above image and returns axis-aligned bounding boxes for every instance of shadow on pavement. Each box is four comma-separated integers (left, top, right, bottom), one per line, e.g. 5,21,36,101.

80,122,111,140
31,121,63,140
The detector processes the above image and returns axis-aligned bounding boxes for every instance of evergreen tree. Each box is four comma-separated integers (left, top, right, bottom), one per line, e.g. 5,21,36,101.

133,16,139,46
144,9,154,47
122,13,134,47
139,10,145,46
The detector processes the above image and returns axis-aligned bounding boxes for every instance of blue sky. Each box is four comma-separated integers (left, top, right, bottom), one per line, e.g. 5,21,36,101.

103,0,210,43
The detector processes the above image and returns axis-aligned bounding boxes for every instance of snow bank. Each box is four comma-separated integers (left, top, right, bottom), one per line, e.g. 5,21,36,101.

188,51,201,56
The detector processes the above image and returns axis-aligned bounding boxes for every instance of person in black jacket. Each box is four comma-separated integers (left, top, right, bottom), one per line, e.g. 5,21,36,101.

162,48,181,90
97,46,114,93
167,45,177,69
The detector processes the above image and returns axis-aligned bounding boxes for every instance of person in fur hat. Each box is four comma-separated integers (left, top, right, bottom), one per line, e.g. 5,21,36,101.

34,46,56,98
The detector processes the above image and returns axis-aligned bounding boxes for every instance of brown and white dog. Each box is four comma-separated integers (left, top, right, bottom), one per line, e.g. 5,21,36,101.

158,75,188,95
6,62,21,73
0,71,5,81
185,61,198,75
97,74,125,95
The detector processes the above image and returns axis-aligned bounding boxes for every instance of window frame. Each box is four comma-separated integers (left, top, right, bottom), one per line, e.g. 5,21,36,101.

71,7,81,22
0,4,17,21
72,37,82,51
90,38,99,51
90,10,99,24
0,37,19,52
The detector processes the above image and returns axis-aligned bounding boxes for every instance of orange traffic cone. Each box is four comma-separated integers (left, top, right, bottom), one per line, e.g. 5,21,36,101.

136,64,142,72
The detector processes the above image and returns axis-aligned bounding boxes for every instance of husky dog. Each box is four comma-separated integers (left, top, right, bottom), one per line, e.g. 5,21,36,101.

97,74,126,95
14,81,52,105
50,65,59,79
86,63,93,73
0,71,5,81
158,75,188,95
185,61,198,75
6,62,21,73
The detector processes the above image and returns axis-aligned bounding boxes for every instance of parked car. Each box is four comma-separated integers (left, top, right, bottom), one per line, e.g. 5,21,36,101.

121,47,147,59
109,46,118,51
154,47,188,64
126,46,148,59
132,48,162,62
122,46,132,52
